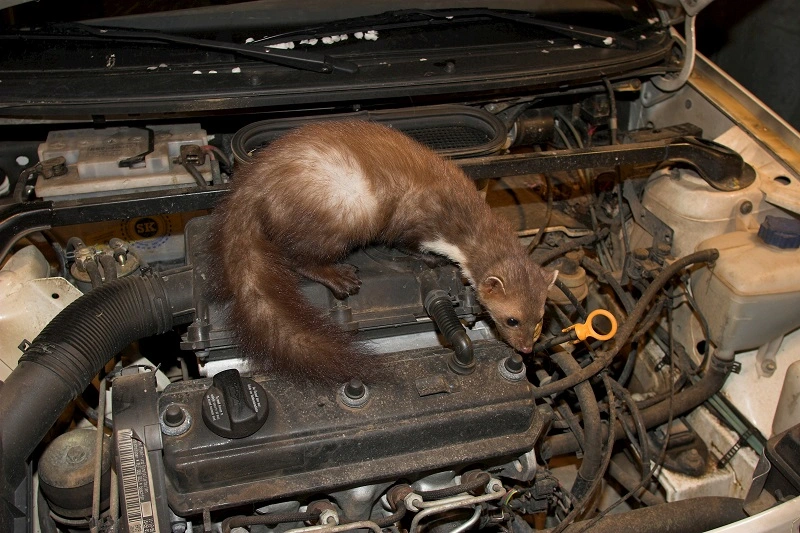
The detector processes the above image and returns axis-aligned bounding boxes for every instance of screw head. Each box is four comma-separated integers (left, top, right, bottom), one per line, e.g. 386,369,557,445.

740,201,754,215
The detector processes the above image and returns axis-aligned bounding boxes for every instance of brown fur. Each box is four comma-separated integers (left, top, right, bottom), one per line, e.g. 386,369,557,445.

213,121,555,382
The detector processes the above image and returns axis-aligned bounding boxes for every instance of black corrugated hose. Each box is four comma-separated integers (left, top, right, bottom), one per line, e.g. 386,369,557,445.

550,352,602,501
0,273,190,532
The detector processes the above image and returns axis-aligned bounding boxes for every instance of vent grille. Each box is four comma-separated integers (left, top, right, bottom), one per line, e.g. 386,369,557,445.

403,126,493,152
232,105,506,164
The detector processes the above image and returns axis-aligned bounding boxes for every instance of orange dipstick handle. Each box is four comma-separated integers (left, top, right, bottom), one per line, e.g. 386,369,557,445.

562,309,618,343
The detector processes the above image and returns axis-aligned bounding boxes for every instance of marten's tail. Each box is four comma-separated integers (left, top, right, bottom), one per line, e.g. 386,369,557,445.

213,216,374,383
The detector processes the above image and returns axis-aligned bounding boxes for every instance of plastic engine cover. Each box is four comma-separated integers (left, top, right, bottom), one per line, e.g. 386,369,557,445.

160,342,543,514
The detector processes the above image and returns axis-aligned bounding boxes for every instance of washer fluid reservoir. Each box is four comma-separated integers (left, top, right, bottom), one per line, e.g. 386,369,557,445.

691,217,800,355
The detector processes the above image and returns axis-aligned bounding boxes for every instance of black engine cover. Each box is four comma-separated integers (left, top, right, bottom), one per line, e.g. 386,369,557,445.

160,342,543,514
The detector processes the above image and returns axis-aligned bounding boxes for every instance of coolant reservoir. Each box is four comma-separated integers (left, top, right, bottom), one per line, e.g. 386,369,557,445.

642,169,777,257
691,217,800,355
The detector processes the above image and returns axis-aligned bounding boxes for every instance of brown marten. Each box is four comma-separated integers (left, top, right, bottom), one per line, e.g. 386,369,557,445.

214,121,556,381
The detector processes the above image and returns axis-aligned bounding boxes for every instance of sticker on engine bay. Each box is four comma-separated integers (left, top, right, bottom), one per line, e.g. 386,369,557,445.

117,428,160,533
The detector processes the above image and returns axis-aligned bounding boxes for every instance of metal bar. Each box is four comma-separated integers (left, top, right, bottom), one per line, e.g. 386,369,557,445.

0,135,753,260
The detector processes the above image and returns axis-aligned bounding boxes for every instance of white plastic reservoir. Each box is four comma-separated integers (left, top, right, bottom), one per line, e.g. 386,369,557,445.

691,229,800,355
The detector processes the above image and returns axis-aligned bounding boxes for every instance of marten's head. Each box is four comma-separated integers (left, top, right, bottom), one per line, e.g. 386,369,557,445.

477,261,557,354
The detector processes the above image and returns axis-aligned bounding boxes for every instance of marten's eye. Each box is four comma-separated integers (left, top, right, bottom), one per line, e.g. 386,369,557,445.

506,317,519,327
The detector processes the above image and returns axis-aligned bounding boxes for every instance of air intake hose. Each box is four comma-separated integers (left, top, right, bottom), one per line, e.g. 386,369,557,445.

0,273,187,531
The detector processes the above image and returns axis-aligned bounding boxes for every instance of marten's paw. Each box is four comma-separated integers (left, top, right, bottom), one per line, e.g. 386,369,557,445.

296,262,362,299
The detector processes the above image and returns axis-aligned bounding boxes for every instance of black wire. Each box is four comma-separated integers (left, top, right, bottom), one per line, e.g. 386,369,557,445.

536,228,609,266
204,144,233,170
607,378,651,482
602,77,618,146
526,173,553,252
373,502,407,528
182,161,208,188
682,281,711,373
556,401,586,451
553,277,588,320
618,296,667,386
580,256,635,315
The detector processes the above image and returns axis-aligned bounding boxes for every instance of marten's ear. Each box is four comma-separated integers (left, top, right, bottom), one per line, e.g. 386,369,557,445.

548,270,559,290
481,276,506,296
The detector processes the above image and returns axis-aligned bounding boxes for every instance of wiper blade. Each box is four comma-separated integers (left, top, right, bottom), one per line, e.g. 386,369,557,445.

53,22,359,74
402,9,638,50
255,8,637,51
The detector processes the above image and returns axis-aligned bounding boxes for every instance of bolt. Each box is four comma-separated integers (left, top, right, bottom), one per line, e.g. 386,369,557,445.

163,405,186,427
682,448,704,469
504,354,525,374
740,201,753,215
344,379,365,400
66,446,88,464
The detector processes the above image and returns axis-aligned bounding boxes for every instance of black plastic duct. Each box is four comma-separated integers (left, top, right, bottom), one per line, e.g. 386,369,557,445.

0,271,192,532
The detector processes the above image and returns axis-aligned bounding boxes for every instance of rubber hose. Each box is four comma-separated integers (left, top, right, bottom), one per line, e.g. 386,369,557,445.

550,352,603,501
425,291,474,369
541,354,730,460
0,274,175,509
554,496,745,533
607,459,665,507
222,511,320,533
417,472,490,500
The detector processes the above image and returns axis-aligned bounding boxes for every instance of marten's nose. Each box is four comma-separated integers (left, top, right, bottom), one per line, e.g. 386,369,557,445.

519,345,532,354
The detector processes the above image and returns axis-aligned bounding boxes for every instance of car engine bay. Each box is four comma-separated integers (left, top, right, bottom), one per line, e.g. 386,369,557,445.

1,3,800,533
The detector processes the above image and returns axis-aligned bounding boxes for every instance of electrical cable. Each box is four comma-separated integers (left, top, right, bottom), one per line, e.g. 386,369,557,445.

553,277,588,321
526,173,553,252
182,161,208,188
537,228,610,266
203,144,233,170
602,78,618,146
607,378,651,482
682,280,711,373
580,256,635,315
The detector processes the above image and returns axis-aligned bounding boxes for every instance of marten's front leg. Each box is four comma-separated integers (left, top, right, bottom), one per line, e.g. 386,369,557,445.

293,263,362,300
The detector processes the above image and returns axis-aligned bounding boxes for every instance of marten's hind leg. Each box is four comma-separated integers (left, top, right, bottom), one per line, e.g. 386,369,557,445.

294,263,361,300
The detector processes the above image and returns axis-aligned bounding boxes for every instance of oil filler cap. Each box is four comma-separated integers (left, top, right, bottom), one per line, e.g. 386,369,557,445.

202,369,269,439
758,215,800,249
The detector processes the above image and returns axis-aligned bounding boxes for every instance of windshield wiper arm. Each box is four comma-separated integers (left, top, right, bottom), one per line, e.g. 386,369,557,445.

256,8,637,51
59,22,359,74
402,9,639,50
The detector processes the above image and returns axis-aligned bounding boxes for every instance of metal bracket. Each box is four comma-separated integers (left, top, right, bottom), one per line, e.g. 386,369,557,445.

623,179,674,249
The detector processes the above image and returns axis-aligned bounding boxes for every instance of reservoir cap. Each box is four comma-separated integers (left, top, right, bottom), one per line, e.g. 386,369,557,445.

758,216,800,249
